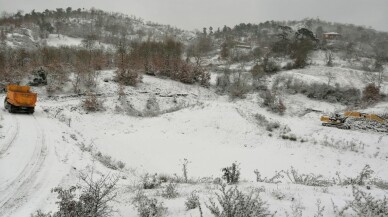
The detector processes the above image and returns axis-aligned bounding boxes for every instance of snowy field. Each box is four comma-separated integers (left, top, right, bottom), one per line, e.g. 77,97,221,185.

1,66,387,216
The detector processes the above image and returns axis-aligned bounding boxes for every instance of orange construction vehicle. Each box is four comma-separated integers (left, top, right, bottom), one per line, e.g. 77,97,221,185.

4,84,37,114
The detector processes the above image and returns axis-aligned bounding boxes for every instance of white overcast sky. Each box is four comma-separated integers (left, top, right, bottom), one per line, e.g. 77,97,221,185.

0,0,387,32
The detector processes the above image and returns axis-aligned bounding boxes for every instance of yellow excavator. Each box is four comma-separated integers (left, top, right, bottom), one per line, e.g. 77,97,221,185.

320,111,386,130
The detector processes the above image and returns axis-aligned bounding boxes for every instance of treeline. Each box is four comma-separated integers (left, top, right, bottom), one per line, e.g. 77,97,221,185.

0,37,209,92
0,8,185,45
205,18,388,65
116,38,209,86
0,45,114,93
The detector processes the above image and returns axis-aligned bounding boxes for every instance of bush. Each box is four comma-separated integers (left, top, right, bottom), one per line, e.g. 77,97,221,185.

254,167,332,187
362,83,380,105
250,64,265,79
273,76,361,105
206,184,270,217
337,186,388,216
133,191,168,217
339,164,374,186
260,90,286,115
254,170,284,184
94,151,125,170
284,167,332,187
161,182,179,199
83,93,104,112
216,72,231,93
254,114,280,131
144,95,160,116
115,68,141,86
262,56,280,73
228,73,251,99
185,191,200,210
222,162,240,184
31,173,119,217
142,173,161,189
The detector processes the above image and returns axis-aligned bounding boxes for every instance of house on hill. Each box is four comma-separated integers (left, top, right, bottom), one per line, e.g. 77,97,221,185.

323,32,341,40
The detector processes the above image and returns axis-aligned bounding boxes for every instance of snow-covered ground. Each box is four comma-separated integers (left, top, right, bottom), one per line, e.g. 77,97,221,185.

44,34,114,50
1,65,386,216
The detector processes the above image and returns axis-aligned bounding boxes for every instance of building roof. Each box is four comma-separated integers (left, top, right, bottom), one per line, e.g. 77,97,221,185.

323,32,341,35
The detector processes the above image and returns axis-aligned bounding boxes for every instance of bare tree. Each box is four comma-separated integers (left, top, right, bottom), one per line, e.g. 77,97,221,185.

325,71,335,86
325,50,334,67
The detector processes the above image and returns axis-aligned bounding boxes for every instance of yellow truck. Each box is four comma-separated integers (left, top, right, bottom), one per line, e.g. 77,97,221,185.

4,84,37,114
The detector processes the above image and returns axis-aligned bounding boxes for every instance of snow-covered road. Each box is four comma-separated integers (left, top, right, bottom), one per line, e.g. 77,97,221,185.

0,113,48,216
0,108,93,216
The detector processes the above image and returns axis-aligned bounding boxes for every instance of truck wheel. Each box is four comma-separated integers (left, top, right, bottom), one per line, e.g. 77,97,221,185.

4,98,10,111
8,105,15,113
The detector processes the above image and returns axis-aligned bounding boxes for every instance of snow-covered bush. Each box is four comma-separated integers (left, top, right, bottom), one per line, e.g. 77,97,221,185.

362,83,381,105
221,162,240,184
115,68,142,86
284,167,332,187
206,183,270,217
143,95,160,116
94,151,124,170
273,76,361,105
254,167,332,187
161,182,179,199
228,73,251,99
133,190,168,217
215,73,231,93
254,169,284,184
260,90,286,115
262,56,280,73
185,191,200,210
31,173,119,217
337,164,374,186
142,173,161,189
336,186,388,216
82,93,104,112
254,114,280,131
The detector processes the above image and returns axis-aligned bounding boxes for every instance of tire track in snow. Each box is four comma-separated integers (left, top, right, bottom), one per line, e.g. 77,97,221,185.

0,114,48,216
0,115,20,158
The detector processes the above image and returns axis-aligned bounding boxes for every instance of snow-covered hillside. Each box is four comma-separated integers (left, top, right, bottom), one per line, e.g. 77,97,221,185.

1,66,387,216
1,9,388,217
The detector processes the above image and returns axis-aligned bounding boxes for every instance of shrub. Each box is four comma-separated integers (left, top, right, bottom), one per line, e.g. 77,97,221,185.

254,167,332,187
284,167,332,187
216,73,231,93
228,73,251,99
340,164,374,186
254,114,280,131
142,173,161,189
115,68,141,86
31,173,119,217
144,95,160,116
262,56,280,73
222,162,240,184
337,186,388,216
362,83,380,105
260,90,287,115
161,182,179,199
133,191,168,217
83,93,104,112
206,184,270,217
273,76,361,105
250,64,265,79
185,191,200,210
254,170,284,184
94,151,124,170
